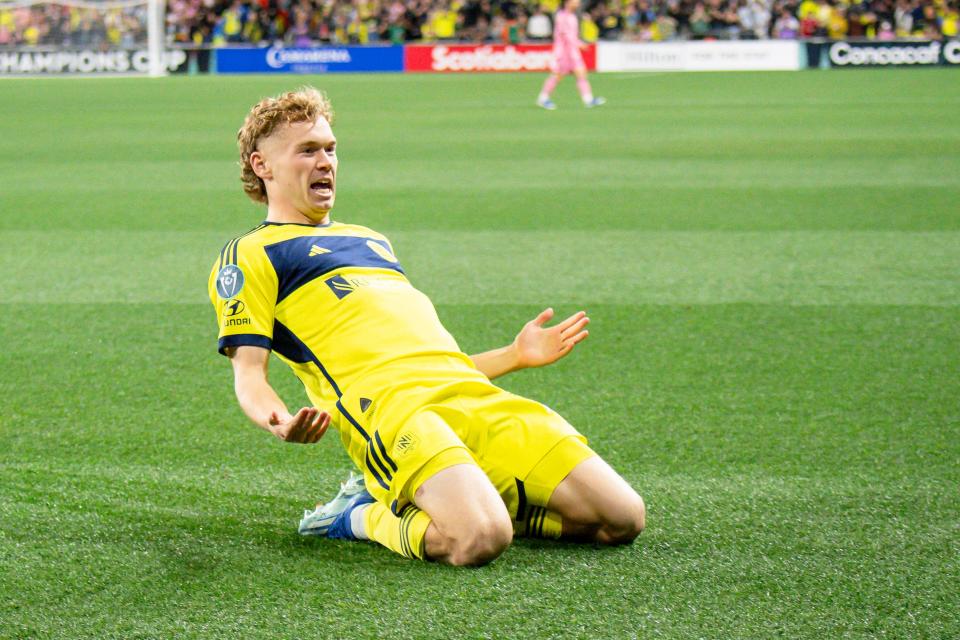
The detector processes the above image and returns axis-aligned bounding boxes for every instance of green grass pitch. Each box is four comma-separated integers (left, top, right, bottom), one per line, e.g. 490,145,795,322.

1,69,958,639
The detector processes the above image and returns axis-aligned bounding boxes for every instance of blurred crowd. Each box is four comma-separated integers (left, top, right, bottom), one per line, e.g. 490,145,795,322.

1,0,957,48
0,4,148,46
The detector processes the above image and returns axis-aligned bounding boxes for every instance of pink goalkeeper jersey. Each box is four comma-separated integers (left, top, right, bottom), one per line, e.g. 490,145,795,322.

553,9,582,55
551,9,585,73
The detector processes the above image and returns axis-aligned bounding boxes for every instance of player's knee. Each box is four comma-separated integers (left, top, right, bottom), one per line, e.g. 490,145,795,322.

602,494,646,545
448,516,513,567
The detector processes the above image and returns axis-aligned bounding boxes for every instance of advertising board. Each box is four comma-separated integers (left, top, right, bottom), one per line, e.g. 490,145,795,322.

215,45,404,74
807,40,960,68
596,41,801,72
0,48,187,75
404,44,596,72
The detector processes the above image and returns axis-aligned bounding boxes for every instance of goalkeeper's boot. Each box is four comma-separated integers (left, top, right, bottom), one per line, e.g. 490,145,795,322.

585,96,607,108
298,471,373,538
537,97,558,110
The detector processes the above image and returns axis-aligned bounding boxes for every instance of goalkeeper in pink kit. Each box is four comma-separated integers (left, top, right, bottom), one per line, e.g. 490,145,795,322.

537,0,605,110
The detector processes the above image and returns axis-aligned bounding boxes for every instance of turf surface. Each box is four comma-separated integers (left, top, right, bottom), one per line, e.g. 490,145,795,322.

1,69,958,639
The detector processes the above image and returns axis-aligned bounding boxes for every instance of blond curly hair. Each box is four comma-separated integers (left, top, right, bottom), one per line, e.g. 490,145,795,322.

237,87,335,204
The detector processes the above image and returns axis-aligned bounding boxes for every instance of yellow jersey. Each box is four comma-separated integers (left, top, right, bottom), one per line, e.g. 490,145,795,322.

207,220,489,465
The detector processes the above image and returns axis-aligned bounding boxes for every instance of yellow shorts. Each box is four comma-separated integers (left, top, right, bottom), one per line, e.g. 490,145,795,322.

339,380,595,518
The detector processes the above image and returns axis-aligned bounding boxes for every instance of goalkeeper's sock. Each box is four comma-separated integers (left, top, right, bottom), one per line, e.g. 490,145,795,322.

362,501,432,560
577,77,594,104
515,506,563,539
540,75,559,100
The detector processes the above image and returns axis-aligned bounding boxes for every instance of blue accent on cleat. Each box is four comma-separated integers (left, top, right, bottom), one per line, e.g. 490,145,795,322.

585,97,607,108
537,98,557,110
324,490,376,540
298,471,371,537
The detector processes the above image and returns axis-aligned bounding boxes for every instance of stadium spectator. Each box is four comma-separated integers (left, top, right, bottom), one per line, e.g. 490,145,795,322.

944,4,959,37
688,2,711,37
894,0,914,34
656,11,679,38
738,0,771,38
220,0,245,42
593,3,623,39
826,1,848,38
457,0,492,41
526,4,552,39
241,7,266,42
286,5,312,45
772,5,800,37
579,7,598,39
424,2,459,40
845,5,866,37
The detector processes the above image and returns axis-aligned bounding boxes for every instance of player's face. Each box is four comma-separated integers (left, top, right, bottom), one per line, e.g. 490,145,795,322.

566,0,580,9
258,117,338,223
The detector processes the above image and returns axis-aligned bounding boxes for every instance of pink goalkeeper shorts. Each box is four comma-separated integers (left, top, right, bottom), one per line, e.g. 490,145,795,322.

551,49,586,75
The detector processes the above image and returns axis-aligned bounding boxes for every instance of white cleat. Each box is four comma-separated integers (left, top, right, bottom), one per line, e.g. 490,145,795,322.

298,471,367,536
537,97,558,110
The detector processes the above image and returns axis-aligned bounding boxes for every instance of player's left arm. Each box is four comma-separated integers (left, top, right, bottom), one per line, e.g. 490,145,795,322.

470,308,589,380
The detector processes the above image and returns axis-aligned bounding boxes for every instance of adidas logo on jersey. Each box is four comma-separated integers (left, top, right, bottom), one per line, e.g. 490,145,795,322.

309,244,331,257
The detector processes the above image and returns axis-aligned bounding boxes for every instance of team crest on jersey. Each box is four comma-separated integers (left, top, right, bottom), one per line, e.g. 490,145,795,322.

216,265,245,299
394,431,420,458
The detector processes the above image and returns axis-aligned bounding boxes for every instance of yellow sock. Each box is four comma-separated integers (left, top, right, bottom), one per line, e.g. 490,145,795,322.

516,506,562,539
363,502,431,560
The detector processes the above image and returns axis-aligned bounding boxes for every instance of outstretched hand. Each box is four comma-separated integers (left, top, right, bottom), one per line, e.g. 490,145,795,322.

269,407,331,444
513,308,590,369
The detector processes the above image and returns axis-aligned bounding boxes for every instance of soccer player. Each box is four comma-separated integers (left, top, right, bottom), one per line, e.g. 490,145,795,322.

537,0,606,110
209,88,644,566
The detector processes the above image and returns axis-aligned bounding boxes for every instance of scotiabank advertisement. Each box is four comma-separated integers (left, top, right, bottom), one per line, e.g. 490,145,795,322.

405,44,596,73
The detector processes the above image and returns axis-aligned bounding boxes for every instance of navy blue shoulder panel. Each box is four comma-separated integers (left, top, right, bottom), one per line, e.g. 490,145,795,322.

218,334,272,356
219,224,268,270
271,320,344,397
264,235,404,304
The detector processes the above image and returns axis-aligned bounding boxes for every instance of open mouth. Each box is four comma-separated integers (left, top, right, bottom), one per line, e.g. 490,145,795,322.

310,177,334,196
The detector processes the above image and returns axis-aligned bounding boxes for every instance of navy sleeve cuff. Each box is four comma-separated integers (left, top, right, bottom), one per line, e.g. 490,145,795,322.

218,334,272,356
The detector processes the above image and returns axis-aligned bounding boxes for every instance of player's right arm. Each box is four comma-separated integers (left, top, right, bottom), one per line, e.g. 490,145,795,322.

229,345,330,443
210,235,328,444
